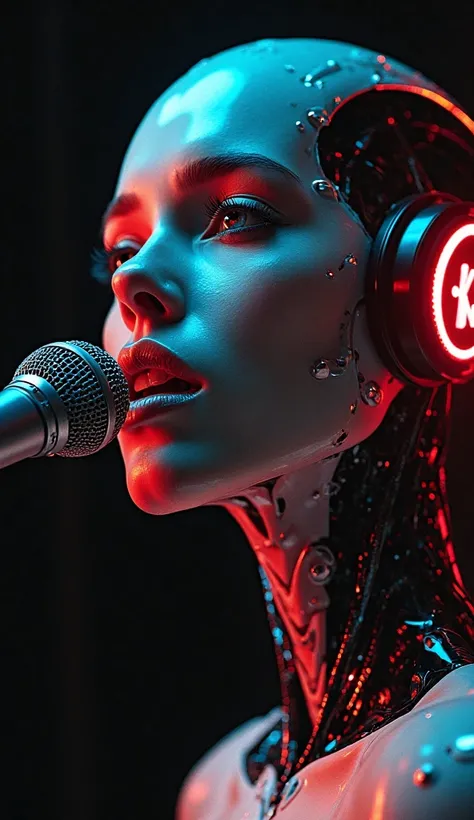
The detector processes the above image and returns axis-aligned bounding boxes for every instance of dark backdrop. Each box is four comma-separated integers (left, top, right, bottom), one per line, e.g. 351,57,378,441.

2,2,474,818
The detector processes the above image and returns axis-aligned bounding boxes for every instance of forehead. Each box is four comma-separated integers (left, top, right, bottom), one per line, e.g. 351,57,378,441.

115,36,440,195
116,42,338,192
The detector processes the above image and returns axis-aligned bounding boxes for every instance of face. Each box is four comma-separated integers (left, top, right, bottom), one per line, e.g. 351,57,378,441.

102,39,402,515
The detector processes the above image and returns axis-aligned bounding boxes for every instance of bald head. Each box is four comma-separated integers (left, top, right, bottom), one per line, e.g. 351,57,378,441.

100,38,462,515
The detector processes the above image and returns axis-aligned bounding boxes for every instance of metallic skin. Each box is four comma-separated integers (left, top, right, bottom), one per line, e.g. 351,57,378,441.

102,38,412,516
99,37,474,819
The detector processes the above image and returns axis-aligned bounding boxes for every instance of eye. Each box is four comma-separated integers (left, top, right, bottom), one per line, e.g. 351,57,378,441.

202,196,282,240
89,239,142,286
107,239,142,271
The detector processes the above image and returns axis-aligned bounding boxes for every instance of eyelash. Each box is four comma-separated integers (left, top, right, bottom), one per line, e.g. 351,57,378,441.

203,194,276,229
89,196,278,285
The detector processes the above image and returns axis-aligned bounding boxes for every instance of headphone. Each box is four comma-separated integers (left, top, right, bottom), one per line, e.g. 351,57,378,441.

366,192,474,386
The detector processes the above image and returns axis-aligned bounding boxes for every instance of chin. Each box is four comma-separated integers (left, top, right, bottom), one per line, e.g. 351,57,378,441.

123,455,192,516
126,484,184,516
119,437,223,516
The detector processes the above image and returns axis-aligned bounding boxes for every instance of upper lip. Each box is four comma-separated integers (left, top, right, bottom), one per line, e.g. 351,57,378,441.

118,338,203,399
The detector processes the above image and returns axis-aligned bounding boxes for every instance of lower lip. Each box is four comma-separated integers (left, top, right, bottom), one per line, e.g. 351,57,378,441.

123,389,202,428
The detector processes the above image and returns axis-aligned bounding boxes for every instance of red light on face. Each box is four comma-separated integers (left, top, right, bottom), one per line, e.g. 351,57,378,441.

432,224,474,361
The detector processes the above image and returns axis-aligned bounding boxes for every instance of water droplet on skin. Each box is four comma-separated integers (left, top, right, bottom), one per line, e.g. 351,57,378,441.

328,348,353,377
413,762,435,787
361,380,383,406
372,73,382,83
326,270,335,279
304,59,342,85
296,121,305,132
338,254,358,270
350,401,358,414
310,359,330,380
284,64,295,73
307,108,329,129
311,179,339,200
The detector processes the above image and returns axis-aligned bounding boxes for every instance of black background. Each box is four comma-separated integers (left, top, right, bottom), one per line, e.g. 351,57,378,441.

2,2,474,818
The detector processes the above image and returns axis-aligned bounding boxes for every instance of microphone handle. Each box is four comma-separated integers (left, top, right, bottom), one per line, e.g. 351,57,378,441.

0,377,69,469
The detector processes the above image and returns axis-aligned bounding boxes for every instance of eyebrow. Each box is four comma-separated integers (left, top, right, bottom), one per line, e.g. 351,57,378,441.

173,152,302,191
101,153,302,230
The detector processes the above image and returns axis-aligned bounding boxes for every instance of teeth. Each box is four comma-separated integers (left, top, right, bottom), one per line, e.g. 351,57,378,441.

133,369,192,396
134,369,170,393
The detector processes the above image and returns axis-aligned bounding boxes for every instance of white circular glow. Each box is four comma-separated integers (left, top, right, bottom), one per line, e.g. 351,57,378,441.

455,734,474,752
432,223,474,360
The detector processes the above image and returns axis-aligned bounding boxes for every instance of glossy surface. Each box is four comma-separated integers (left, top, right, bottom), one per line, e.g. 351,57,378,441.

95,36,474,818
177,666,474,819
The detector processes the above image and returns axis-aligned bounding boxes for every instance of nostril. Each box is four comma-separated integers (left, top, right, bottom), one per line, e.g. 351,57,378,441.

134,291,166,316
120,302,136,330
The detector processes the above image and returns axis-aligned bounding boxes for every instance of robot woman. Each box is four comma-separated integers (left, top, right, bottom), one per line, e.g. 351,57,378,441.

92,37,474,819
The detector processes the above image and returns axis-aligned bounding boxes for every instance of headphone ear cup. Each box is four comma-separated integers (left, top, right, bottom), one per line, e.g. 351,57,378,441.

366,193,474,387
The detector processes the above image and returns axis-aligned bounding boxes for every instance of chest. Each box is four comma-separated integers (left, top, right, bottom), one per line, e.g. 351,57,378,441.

224,733,373,820
187,667,474,820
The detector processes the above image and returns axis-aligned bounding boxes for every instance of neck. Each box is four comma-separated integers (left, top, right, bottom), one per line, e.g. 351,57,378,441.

212,386,474,783
220,457,340,726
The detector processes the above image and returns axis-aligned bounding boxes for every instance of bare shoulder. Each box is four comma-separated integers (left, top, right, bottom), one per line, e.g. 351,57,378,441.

175,707,281,820
340,665,474,819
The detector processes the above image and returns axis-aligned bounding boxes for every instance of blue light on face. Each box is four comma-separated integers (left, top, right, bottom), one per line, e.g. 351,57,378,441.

157,69,245,144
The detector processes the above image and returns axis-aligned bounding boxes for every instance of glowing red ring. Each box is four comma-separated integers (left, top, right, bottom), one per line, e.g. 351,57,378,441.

432,223,474,360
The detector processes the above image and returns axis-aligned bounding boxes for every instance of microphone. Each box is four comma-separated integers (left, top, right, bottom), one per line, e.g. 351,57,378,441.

0,340,130,470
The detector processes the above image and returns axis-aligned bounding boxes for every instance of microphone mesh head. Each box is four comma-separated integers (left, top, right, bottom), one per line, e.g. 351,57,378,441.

14,340,130,457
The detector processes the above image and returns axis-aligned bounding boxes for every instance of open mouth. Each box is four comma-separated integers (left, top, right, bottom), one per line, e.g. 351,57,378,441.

132,369,201,401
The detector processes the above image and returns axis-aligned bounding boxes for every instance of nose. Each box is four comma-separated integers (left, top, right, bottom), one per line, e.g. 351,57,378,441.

111,254,186,335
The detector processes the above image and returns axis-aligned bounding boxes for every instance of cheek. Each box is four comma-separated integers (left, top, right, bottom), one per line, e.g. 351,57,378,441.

102,299,130,359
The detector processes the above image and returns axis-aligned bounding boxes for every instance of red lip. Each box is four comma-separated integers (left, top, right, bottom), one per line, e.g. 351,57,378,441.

118,338,203,399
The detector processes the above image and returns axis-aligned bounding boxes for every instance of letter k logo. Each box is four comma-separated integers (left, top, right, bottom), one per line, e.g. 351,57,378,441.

452,263,474,329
